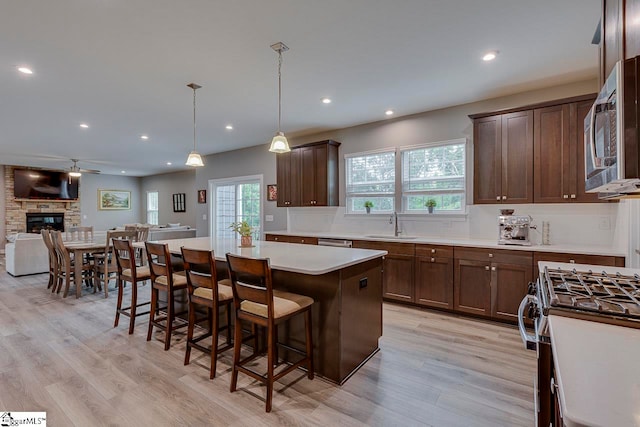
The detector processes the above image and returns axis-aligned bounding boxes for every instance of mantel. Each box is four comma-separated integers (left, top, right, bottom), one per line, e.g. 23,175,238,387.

14,198,75,209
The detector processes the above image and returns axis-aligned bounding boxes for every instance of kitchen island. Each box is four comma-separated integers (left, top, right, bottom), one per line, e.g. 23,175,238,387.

139,237,387,384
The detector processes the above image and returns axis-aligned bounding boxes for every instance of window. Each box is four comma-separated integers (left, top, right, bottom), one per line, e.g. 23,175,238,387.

345,150,395,213
147,191,159,225
401,139,466,213
212,176,262,240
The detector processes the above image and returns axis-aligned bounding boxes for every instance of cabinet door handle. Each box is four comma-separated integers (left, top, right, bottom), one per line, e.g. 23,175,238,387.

496,196,501,201
430,257,435,262
570,194,576,199
431,249,436,254
485,266,490,270
563,195,569,199
569,259,575,263
491,266,496,271
502,195,507,200
488,253,493,258
274,237,279,241
301,239,305,243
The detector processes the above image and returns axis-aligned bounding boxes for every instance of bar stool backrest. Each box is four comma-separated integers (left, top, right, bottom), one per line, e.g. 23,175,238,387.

225,254,274,318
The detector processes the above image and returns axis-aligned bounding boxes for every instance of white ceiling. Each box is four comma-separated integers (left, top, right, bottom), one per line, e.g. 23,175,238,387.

1,0,601,176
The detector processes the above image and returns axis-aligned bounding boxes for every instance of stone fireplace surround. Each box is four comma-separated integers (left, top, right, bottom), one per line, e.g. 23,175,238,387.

4,166,80,235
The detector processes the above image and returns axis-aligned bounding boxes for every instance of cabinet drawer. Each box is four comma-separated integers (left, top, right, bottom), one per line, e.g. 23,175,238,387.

415,244,454,258
288,236,318,245
454,247,532,265
352,240,415,256
266,234,289,242
533,252,625,268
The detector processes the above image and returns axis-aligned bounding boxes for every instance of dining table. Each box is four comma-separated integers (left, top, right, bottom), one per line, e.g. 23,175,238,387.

63,238,106,298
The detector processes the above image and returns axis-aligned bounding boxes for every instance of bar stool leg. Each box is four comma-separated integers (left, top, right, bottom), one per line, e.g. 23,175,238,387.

115,278,123,327
305,309,314,380
184,299,196,365
147,287,157,342
164,291,174,351
230,318,243,392
129,279,138,335
266,323,275,413
210,305,219,379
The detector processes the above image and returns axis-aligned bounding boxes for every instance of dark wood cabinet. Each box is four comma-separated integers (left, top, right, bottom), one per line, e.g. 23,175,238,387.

455,247,533,321
414,245,454,309
626,0,640,60
534,104,571,203
352,240,415,302
276,150,300,207
600,0,640,83
264,234,318,245
276,140,340,207
533,251,625,279
473,111,533,204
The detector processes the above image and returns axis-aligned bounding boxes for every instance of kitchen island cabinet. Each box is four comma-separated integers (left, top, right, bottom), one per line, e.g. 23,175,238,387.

352,240,415,303
137,237,385,384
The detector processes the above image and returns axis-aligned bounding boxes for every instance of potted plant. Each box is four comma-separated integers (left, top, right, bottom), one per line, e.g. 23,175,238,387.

229,220,253,247
425,198,437,214
364,200,374,214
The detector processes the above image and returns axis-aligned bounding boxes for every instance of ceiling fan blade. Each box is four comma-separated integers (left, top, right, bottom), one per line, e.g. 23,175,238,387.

79,168,101,174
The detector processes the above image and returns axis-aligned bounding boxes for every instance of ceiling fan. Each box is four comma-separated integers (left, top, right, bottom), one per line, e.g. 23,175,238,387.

68,158,100,177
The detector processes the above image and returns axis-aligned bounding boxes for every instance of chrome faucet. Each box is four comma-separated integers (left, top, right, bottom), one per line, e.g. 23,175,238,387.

389,212,401,237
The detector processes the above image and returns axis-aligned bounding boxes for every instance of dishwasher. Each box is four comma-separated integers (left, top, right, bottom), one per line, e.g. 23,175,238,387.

317,238,353,248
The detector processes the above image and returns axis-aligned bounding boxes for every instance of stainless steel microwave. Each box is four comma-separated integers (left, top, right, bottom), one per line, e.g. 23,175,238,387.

585,55,640,197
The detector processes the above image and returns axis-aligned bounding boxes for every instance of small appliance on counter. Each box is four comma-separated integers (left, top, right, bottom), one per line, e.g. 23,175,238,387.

498,209,535,246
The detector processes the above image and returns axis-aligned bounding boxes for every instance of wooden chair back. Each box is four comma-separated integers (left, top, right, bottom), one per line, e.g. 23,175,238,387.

41,229,57,268
181,248,218,301
66,226,94,241
145,242,174,285
135,225,150,242
50,230,71,271
105,230,136,255
225,254,274,317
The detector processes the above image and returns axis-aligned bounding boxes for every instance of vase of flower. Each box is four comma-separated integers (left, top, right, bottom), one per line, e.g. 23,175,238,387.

364,200,373,214
229,220,253,247
425,198,437,214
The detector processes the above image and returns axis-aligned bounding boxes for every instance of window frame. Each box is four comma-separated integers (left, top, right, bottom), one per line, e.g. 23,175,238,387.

146,191,159,225
400,138,467,215
344,148,397,214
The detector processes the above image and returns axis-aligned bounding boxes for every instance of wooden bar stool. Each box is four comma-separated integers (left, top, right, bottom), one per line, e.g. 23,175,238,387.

112,238,152,334
225,253,314,412
93,230,137,298
181,247,233,379
145,242,188,350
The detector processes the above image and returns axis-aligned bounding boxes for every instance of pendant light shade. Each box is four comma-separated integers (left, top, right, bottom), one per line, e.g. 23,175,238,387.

269,42,291,153
185,83,205,167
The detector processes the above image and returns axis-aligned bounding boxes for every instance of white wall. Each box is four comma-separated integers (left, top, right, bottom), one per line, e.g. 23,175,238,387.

140,170,196,226
0,165,5,250
79,174,142,231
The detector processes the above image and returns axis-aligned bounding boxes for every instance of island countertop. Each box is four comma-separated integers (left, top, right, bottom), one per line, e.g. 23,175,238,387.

137,237,387,275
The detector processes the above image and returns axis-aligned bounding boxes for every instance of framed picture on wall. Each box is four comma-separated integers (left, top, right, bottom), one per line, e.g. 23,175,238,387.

173,193,186,212
98,190,131,210
197,189,206,204
267,184,277,201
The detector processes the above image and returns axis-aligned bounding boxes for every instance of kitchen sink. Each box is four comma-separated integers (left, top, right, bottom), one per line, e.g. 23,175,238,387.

365,235,417,240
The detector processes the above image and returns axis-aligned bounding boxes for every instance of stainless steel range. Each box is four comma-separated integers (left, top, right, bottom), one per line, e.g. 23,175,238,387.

519,262,640,426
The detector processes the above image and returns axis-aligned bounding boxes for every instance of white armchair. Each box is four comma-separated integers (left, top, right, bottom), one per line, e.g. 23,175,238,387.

6,233,50,276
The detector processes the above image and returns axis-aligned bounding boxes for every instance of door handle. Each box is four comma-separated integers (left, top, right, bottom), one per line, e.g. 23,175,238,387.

485,266,490,270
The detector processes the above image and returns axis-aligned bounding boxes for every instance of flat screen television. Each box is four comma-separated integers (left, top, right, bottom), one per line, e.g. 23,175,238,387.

13,169,79,200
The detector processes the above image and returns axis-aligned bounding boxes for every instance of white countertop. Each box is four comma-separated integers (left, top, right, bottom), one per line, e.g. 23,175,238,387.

266,231,626,257
548,315,640,427
139,237,386,275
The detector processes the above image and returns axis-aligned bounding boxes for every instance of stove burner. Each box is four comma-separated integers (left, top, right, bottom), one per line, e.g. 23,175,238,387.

544,267,640,318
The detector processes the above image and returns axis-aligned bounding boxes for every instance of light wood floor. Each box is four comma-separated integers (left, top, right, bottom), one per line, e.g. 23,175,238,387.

0,263,536,426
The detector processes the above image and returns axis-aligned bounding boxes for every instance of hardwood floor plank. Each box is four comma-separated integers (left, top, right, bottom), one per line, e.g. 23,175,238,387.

0,266,536,426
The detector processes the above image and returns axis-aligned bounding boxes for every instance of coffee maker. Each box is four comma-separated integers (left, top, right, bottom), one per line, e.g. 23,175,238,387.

498,210,535,246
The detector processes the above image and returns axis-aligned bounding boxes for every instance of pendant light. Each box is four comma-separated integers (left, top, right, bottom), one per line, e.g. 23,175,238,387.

185,82,205,167
269,42,291,153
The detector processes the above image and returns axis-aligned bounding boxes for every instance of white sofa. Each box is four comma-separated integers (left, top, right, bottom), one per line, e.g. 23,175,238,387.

6,233,49,276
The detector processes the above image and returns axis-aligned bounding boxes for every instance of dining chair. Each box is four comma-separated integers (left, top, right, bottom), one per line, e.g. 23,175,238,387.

145,242,189,350
66,226,94,242
181,247,233,379
225,253,314,412
93,230,137,298
50,230,94,298
41,229,58,290
113,238,152,334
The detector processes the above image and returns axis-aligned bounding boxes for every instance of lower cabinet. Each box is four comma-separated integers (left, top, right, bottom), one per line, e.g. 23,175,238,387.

414,245,454,310
454,247,533,322
265,234,318,245
352,240,415,302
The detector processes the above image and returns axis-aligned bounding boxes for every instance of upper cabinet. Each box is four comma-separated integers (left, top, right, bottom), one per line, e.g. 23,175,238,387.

471,94,601,205
473,111,534,204
276,140,340,207
601,0,640,82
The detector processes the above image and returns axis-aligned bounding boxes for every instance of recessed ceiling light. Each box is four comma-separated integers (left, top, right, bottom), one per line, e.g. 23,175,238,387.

482,51,498,61
140,135,149,140
79,123,89,129
225,124,233,130
166,162,172,166
17,66,33,75
385,109,394,116
121,170,126,174
321,97,332,104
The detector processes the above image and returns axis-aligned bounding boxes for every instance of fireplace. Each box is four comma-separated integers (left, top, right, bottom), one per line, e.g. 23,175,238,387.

26,213,65,233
